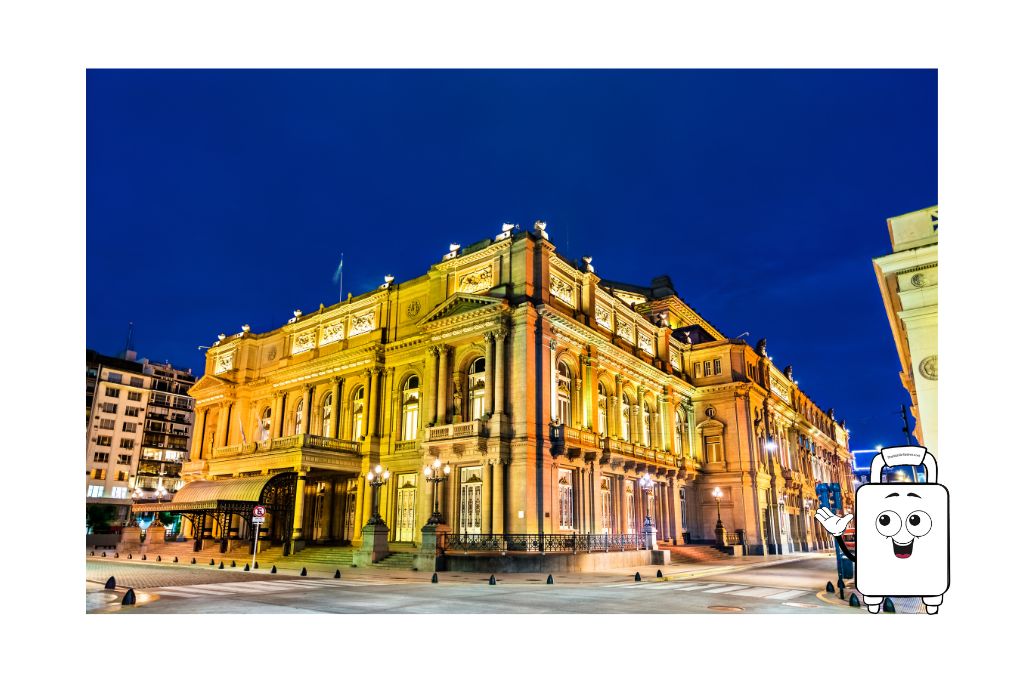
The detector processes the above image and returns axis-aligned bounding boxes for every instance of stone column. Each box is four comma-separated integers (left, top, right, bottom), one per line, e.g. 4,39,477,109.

590,463,602,533
482,459,493,534
658,393,669,451
304,384,314,434
494,329,507,415
290,472,307,554
329,377,343,438
613,375,623,439
353,474,366,541
426,346,439,425
617,476,628,534
493,459,505,534
549,339,558,421
367,369,381,438
484,332,495,417
436,345,449,425
190,408,208,460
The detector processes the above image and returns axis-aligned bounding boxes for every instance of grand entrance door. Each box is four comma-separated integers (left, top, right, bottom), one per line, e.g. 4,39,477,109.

394,474,417,542
342,479,358,542
459,467,483,534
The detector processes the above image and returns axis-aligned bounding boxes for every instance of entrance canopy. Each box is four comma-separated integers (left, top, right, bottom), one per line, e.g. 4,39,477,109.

131,472,296,516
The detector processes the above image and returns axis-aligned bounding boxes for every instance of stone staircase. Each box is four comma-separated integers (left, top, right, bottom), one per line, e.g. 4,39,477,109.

663,543,733,564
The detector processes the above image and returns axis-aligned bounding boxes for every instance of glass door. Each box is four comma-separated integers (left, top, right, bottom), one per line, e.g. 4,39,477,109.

459,467,483,534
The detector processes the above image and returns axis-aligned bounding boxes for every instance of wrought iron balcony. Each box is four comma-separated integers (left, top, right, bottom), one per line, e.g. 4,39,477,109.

424,419,488,442
441,532,646,555
601,436,672,466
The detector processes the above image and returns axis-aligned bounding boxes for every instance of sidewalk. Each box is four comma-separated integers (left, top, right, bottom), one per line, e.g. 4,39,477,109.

87,549,831,587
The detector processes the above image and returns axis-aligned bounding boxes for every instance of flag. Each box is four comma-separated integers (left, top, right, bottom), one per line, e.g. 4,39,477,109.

332,253,344,283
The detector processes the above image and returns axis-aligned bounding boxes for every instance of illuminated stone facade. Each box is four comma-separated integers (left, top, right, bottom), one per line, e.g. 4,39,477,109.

873,206,938,454
180,223,853,556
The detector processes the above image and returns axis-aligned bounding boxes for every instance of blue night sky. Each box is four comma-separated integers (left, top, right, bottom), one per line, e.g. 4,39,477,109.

86,69,936,452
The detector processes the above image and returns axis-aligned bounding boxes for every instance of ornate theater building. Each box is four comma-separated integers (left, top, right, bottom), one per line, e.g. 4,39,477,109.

142,222,852,563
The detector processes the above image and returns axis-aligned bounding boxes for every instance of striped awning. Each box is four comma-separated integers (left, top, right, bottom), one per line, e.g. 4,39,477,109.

131,474,277,513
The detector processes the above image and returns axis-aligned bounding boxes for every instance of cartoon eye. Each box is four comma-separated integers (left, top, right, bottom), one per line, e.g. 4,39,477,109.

875,510,902,537
907,510,933,537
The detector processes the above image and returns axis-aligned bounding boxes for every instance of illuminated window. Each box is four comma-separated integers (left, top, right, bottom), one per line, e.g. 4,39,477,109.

109,486,128,499
321,393,333,437
351,386,365,440
625,481,636,534
258,407,271,441
558,469,574,530
600,477,612,533
621,395,632,442
87,485,105,497
294,398,305,435
556,361,572,426
91,468,106,480
116,470,128,482
469,357,486,420
402,376,420,440
674,411,685,454
641,401,652,447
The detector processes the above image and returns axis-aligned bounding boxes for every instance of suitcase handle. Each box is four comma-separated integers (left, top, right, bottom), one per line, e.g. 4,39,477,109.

869,446,937,483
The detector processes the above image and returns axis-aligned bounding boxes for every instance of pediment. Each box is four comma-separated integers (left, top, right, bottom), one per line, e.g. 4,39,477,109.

419,293,505,325
189,373,236,396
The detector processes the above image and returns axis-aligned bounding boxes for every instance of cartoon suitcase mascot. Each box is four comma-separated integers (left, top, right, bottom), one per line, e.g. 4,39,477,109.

815,446,949,614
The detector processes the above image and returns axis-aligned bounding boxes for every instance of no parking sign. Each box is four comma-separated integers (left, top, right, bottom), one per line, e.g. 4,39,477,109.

252,505,266,524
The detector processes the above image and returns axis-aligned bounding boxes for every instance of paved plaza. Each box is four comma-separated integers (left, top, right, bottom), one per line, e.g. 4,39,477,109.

85,553,926,614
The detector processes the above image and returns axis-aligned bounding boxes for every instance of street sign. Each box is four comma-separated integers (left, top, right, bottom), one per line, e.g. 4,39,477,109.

253,505,266,517
252,516,265,524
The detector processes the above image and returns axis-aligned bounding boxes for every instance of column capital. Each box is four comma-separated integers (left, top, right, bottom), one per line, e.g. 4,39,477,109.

435,343,450,355
483,330,495,343
495,327,509,341
549,338,557,351
332,375,344,384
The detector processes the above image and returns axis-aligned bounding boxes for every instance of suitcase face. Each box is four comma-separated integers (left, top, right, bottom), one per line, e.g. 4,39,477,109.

855,482,949,597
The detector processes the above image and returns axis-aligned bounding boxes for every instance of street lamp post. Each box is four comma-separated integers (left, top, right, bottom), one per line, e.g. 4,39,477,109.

638,472,658,550
365,464,391,525
423,459,451,525
712,486,727,547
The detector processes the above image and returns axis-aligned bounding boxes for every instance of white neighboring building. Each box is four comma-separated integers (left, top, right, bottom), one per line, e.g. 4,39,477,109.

873,205,938,454
86,349,196,523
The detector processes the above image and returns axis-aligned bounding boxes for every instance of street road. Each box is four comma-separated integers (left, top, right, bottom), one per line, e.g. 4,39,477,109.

87,556,866,614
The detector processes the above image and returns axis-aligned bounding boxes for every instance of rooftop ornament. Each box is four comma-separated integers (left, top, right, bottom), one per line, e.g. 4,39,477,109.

582,255,594,273
293,309,302,318
497,222,516,240
241,324,251,333
534,220,549,240
443,243,461,261
380,274,395,290
217,333,226,341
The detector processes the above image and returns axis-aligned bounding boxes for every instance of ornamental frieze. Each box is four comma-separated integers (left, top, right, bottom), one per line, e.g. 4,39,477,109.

350,310,376,337
637,332,654,355
617,320,635,343
458,265,493,294
291,329,316,354
214,351,234,374
550,275,575,307
320,321,345,346
595,304,612,330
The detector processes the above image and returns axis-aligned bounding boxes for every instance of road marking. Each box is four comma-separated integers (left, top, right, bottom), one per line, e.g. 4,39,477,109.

765,589,807,600
639,583,683,590
675,583,724,591
703,584,750,594
729,586,784,598
153,578,386,599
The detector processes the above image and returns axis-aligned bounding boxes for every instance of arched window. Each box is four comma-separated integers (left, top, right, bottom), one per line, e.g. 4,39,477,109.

641,401,652,447
556,361,572,426
597,384,608,437
621,395,632,442
257,407,271,442
351,386,365,440
674,410,685,455
294,398,305,435
321,393,333,437
401,375,420,440
469,357,486,420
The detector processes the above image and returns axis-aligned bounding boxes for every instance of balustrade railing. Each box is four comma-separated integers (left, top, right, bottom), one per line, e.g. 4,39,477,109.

440,532,646,555
212,433,360,458
425,420,487,442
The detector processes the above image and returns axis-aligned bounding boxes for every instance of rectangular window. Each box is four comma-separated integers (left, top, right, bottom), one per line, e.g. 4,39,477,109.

91,468,106,480
703,360,712,377
98,418,115,430
105,387,121,398
116,470,128,482
704,435,723,463
713,358,722,375
109,486,128,499
120,438,135,449
130,377,144,388
96,435,112,446
693,362,701,378
122,422,137,433
124,406,140,417
558,468,574,530
93,452,109,463
108,373,122,384
101,403,117,414
128,390,143,402
117,454,131,465
87,485,105,498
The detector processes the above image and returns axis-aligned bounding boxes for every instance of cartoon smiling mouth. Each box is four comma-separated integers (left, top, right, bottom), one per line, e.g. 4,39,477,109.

892,539,914,559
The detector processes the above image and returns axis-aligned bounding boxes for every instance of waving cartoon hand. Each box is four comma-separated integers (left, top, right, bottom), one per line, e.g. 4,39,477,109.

815,507,853,537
